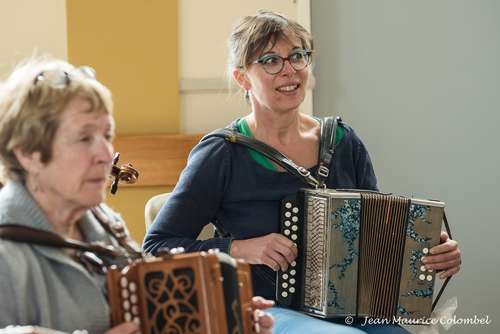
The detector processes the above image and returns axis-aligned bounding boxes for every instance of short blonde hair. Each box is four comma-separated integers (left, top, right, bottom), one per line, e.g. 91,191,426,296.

227,10,313,73
0,57,113,181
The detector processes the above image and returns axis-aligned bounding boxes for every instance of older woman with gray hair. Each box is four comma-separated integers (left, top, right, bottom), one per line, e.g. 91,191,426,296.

0,58,140,334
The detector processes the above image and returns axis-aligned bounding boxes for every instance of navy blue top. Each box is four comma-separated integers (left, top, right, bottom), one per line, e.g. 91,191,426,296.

143,120,378,300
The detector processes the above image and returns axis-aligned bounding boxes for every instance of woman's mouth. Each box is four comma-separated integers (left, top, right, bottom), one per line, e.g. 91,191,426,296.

276,84,300,93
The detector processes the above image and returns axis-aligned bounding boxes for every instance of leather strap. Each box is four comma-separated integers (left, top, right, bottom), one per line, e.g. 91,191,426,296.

203,128,321,188
316,116,341,186
0,224,121,258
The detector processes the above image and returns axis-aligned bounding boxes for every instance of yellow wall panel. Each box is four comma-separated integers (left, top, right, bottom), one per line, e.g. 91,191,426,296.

67,0,179,243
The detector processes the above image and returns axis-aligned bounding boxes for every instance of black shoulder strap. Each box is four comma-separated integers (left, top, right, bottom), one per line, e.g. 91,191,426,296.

316,116,341,186
0,224,121,258
202,128,320,188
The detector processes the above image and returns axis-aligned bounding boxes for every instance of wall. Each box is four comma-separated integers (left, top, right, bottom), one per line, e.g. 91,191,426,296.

0,0,67,76
312,1,500,333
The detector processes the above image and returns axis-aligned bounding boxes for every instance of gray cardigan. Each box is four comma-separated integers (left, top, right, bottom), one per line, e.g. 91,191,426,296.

0,181,125,334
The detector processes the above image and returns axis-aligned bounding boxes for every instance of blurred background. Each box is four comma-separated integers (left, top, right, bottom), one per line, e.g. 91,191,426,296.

0,1,498,333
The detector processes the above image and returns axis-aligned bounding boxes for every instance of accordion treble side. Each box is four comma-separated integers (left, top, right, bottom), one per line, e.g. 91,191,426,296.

107,250,254,334
277,189,446,321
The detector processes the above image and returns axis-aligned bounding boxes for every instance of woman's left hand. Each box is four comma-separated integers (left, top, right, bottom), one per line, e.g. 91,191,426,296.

422,231,461,279
251,296,274,334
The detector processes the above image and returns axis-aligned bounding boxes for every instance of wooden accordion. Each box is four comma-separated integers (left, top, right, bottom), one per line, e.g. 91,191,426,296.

107,250,254,334
276,189,448,320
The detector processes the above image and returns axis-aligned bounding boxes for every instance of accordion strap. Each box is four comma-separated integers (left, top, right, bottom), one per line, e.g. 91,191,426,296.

432,210,453,311
203,117,342,188
0,224,122,258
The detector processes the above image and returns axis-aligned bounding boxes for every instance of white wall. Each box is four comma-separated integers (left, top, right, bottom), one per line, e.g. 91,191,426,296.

178,0,312,133
0,0,67,78
312,1,500,333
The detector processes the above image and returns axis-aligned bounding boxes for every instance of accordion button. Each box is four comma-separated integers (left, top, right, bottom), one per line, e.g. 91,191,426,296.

133,317,141,325
132,305,139,315
284,229,291,236
292,225,298,231
420,265,426,272
292,207,299,213
426,275,433,281
290,269,296,275
419,274,426,281
281,291,288,298
282,282,288,288
422,248,429,254
130,294,138,304
122,300,130,310
282,274,288,280
292,216,298,222
285,202,292,209
291,261,297,267
285,220,291,227
120,277,128,288
285,212,292,218
291,234,298,241
290,278,296,284
428,269,433,273
129,282,137,292
121,289,129,299
124,312,132,321
290,287,296,293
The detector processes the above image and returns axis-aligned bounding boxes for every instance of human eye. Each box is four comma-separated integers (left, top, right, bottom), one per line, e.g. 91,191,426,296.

259,54,281,65
290,50,306,62
104,131,115,142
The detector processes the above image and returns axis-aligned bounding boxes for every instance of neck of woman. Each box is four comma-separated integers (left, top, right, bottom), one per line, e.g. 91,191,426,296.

26,179,86,239
246,107,305,146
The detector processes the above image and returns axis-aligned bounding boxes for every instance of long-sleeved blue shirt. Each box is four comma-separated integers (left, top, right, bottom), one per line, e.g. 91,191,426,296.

143,120,377,300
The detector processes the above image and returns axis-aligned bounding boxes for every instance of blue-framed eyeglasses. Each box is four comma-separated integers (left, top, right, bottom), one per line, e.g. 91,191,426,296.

253,49,313,75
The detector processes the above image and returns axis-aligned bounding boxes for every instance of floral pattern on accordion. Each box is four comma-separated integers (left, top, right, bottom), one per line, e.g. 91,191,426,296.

144,268,202,334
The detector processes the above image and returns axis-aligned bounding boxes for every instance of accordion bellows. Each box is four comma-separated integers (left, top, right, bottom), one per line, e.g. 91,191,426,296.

107,250,254,334
277,189,445,320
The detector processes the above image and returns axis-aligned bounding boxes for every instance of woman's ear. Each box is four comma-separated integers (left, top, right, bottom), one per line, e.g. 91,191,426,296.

13,148,43,175
232,68,251,91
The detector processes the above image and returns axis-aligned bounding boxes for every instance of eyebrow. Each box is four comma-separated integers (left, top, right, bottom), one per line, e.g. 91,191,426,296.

260,46,303,56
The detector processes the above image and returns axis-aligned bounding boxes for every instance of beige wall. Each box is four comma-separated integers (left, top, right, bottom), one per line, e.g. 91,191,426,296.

0,0,67,77
179,0,312,133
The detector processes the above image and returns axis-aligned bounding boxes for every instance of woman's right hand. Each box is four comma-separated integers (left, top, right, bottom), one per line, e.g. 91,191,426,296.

104,322,140,334
230,233,297,271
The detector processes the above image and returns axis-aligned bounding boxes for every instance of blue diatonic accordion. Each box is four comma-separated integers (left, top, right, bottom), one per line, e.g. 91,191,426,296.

276,189,447,321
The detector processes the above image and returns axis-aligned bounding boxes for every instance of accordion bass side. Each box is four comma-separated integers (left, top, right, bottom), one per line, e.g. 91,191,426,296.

107,250,254,334
277,189,448,320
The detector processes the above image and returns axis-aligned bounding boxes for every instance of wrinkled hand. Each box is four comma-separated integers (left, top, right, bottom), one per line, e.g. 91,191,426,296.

230,233,297,271
422,231,461,279
251,296,274,334
104,322,140,334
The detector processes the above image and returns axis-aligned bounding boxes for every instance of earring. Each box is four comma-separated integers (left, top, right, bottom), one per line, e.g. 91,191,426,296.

244,90,250,101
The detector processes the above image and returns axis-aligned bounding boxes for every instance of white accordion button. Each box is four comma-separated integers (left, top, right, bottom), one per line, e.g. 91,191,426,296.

285,212,292,218
289,287,296,293
282,282,288,288
422,248,429,254
291,225,298,231
290,278,296,285
285,202,292,209
291,234,298,240
124,312,132,322
284,229,291,236
292,216,298,223
122,300,130,310
291,261,297,267
282,274,288,280
290,269,296,276
420,265,426,272
132,305,139,315
284,220,291,227
281,291,288,298
133,317,141,325
120,277,128,288
121,289,129,299
419,274,426,281
426,275,433,281
428,269,433,273
129,282,137,292
130,294,138,304
292,207,299,213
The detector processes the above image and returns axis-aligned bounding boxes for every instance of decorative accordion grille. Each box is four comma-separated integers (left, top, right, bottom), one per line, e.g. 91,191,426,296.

303,195,328,311
144,268,202,334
